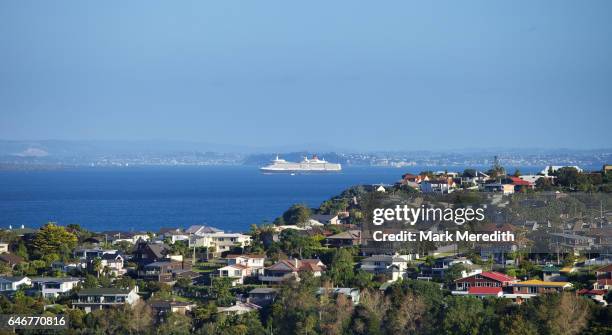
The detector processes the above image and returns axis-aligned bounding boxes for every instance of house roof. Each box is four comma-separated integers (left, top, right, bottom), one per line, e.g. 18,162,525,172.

76,287,133,296
326,230,360,240
219,264,249,270
144,260,181,268
577,289,607,295
149,300,195,308
468,287,502,295
146,243,171,259
249,288,279,294
185,225,222,234
226,254,265,259
480,271,517,282
310,214,337,222
217,302,261,313
541,265,562,273
596,279,612,286
266,259,325,272
31,277,82,283
513,280,571,287
508,176,532,186
595,264,612,273
0,276,28,283
0,253,24,265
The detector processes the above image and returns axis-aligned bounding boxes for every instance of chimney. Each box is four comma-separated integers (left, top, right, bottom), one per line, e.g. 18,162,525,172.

294,258,299,268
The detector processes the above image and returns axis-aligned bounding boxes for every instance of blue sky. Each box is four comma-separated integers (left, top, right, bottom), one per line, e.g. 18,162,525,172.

1,1,611,151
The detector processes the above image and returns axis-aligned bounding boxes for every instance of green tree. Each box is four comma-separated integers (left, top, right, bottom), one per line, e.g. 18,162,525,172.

32,223,77,257
157,313,192,335
282,204,312,225
328,248,354,286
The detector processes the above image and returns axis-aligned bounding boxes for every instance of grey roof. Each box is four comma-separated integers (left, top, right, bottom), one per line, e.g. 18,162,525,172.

310,214,336,222
76,287,132,296
185,225,222,234
31,277,82,283
0,276,28,283
144,261,175,268
249,288,279,294
362,255,405,263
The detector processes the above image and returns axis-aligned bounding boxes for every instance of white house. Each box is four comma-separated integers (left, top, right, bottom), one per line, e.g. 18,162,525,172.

217,264,253,286
0,243,8,254
360,255,409,282
218,254,265,285
0,276,31,291
31,277,81,298
420,178,456,194
189,232,251,253
72,286,140,313
99,253,126,276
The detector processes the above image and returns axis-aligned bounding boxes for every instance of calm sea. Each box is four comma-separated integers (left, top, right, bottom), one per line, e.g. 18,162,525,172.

0,165,545,232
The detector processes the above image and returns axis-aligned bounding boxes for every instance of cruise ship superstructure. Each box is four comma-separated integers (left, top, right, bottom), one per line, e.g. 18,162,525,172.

260,155,342,173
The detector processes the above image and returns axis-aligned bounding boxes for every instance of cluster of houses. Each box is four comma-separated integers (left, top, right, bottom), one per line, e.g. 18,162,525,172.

397,165,589,194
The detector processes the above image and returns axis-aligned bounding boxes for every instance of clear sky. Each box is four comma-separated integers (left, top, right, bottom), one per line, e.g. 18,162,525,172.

1,1,611,151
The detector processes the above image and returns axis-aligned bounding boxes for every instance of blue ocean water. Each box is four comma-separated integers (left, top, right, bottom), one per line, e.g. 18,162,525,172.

0,166,410,232
0,165,554,232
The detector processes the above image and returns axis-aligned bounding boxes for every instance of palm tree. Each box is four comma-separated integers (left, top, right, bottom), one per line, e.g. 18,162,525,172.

91,257,102,278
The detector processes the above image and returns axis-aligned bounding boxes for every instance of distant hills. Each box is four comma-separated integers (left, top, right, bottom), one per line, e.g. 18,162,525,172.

0,140,610,170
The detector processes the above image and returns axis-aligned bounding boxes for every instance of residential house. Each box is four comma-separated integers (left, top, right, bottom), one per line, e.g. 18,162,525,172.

72,287,140,313
188,232,251,254
218,264,254,286
219,254,265,285
541,265,565,282
102,231,150,245
460,170,489,186
216,302,261,315
259,259,326,284
401,173,429,185
483,183,515,195
420,178,456,194
453,286,504,298
0,243,8,253
419,257,482,280
149,300,196,317
549,233,595,252
0,276,31,292
31,277,81,298
503,176,534,192
133,242,171,266
317,287,360,305
309,214,341,226
138,260,195,283
185,225,223,236
0,253,24,269
226,254,265,271
511,280,572,294
454,272,518,291
594,264,612,290
577,289,608,306
98,253,126,276
360,255,408,282
248,287,279,307
325,230,361,247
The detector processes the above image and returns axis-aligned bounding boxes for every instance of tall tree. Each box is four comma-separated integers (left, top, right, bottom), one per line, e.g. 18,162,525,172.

32,223,77,257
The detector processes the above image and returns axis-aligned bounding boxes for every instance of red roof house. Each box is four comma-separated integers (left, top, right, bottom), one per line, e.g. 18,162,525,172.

455,271,518,291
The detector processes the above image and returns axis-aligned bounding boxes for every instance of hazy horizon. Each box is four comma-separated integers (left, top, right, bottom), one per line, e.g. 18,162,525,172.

1,1,611,151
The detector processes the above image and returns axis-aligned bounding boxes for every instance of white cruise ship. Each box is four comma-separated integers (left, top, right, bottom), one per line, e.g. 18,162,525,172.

260,155,341,173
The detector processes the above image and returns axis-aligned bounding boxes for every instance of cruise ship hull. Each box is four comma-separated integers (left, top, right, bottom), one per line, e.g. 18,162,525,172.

260,166,341,174
260,155,341,173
